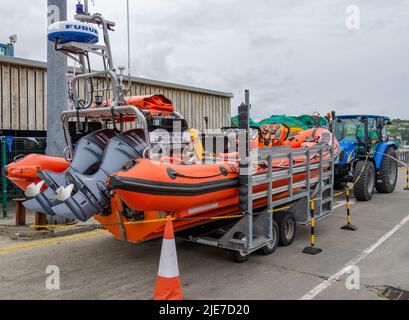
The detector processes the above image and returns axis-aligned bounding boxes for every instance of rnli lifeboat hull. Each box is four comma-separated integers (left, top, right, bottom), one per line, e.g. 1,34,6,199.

108,156,325,243
96,188,304,244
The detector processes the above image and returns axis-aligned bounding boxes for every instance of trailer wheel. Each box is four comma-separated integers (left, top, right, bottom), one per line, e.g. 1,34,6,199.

376,147,398,194
275,213,297,246
257,220,279,255
231,232,250,263
353,160,375,201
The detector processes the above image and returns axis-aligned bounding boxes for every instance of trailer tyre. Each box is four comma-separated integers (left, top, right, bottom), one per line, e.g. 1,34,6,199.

353,160,375,201
232,232,251,263
258,220,279,255
376,147,398,194
275,213,297,246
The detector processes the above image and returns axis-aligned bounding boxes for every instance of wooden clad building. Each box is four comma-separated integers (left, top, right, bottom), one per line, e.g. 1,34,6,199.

0,55,232,133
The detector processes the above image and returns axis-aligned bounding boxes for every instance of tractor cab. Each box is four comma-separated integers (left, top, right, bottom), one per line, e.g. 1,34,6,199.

334,115,392,164
334,115,397,201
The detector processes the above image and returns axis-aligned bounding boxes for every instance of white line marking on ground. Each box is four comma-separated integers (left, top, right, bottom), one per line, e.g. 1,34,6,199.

332,200,355,210
300,213,409,300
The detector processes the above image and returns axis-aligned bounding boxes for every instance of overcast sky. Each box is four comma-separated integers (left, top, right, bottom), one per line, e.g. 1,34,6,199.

1,0,409,120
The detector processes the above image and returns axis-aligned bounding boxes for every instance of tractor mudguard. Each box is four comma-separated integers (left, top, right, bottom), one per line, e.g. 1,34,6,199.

374,142,397,170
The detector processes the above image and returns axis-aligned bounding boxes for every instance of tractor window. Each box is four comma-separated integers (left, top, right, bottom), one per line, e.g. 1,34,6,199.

381,124,388,142
368,118,379,143
334,118,365,144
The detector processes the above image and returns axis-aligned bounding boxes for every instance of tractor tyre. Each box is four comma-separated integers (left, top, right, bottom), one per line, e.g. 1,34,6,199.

376,147,398,194
353,160,376,201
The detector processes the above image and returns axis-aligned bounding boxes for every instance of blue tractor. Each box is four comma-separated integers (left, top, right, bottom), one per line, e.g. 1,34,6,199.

334,115,398,201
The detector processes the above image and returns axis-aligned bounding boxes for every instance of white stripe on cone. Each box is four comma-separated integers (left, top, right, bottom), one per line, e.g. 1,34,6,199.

158,238,180,278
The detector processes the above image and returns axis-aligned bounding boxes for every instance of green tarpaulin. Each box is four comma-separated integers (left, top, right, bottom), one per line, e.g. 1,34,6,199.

231,115,329,130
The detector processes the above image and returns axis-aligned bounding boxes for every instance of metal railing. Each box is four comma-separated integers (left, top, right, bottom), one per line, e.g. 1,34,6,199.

397,150,409,165
240,144,334,252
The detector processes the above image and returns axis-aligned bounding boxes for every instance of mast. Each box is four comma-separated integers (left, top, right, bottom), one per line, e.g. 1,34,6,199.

46,0,68,157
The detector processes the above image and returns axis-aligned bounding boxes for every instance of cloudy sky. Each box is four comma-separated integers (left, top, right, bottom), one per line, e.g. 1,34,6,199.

1,0,409,120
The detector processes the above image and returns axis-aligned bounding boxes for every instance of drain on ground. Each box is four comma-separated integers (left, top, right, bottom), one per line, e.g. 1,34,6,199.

367,286,409,300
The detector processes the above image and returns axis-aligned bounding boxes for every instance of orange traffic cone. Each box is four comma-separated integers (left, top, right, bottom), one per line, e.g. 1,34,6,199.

153,218,183,300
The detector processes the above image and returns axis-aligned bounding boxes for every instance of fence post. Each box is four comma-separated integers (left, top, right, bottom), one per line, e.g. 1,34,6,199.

1,137,8,219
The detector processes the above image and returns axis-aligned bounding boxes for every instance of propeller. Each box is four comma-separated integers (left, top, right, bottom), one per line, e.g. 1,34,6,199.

24,181,45,198
55,184,75,202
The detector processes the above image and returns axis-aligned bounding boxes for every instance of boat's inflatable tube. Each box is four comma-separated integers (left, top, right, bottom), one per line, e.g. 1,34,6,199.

51,129,148,221
3,154,69,191
23,129,117,215
110,160,239,212
282,127,333,148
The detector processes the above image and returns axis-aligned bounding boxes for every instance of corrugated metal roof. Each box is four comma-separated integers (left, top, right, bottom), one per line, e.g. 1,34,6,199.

0,55,234,98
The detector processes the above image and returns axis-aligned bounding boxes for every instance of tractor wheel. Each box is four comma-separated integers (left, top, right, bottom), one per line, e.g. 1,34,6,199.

376,147,398,194
275,212,297,246
353,160,376,201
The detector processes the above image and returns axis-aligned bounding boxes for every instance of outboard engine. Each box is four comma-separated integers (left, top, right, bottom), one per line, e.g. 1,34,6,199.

51,129,148,222
24,129,118,215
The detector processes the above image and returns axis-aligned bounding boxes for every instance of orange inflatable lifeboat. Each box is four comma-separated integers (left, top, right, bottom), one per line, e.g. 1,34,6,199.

103,127,339,243
282,127,333,148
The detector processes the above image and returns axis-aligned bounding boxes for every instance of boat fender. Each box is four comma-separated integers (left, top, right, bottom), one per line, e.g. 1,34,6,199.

167,168,178,180
219,167,228,176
